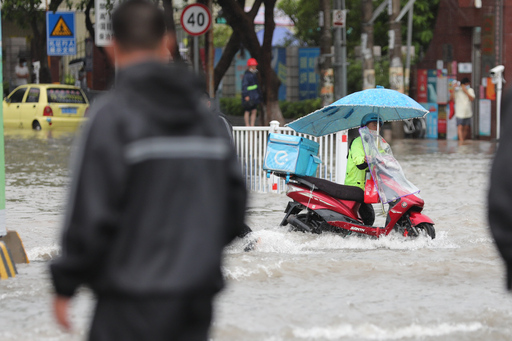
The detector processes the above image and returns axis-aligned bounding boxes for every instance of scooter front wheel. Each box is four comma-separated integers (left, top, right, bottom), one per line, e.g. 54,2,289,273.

409,223,435,239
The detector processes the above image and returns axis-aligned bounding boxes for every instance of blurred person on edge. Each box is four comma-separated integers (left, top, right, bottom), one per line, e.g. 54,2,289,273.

449,77,475,142
489,88,512,291
49,1,247,340
242,58,262,126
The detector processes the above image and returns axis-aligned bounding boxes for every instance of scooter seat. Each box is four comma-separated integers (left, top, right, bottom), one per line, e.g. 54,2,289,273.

295,176,365,203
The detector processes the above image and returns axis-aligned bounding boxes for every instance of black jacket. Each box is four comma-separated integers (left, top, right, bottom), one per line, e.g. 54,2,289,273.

50,61,247,297
241,70,261,105
489,88,512,290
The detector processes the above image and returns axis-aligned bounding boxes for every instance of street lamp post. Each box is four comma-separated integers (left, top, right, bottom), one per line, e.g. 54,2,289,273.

333,0,347,100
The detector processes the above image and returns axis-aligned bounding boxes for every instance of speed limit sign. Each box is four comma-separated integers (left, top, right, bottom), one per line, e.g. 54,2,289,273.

180,4,212,36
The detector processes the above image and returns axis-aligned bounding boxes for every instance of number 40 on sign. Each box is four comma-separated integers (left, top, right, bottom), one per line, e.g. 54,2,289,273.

180,4,212,36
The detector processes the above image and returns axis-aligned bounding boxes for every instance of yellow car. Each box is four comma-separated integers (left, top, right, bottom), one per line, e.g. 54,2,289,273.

3,84,89,130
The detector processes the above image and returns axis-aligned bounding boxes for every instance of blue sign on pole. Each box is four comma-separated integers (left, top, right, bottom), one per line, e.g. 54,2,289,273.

422,103,438,139
273,48,287,101
298,47,320,100
46,12,76,56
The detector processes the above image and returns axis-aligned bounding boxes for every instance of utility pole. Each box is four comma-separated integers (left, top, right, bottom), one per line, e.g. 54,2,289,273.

319,0,333,106
206,0,214,98
333,0,348,184
334,0,347,100
361,0,375,90
389,0,404,139
404,1,413,95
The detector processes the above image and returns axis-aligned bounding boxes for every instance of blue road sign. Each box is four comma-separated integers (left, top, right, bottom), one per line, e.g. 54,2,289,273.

46,12,76,56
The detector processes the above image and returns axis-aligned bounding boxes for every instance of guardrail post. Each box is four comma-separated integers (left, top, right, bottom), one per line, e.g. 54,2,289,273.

269,120,280,133
268,121,280,193
335,130,348,184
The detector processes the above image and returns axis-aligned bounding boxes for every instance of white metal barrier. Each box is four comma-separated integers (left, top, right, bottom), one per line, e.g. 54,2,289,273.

233,121,348,193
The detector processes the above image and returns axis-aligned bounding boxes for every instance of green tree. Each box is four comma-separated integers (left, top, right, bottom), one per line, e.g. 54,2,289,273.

406,0,440,58
213,24,233,48
277,0,438,59
367,0,440,59
1,0,65,83
278,0,438,94
1,0,184,85
277,0,362,49
215,0,285,125
277,0,319,46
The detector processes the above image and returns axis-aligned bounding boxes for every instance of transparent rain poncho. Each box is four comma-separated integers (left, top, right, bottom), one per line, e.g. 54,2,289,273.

359,126,420,204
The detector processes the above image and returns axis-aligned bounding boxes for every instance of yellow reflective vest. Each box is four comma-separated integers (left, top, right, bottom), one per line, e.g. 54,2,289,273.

345,136,367,190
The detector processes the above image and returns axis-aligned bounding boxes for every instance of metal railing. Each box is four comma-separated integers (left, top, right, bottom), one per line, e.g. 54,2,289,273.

233,121,348,193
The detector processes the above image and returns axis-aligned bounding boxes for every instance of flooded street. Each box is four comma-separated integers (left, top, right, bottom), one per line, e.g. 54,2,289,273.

1,129,512,340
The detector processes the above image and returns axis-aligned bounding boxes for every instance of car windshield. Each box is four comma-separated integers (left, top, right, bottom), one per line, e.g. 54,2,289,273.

47,88,86,104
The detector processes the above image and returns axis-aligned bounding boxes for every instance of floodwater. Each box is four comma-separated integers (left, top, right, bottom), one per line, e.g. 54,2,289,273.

1,129,512,341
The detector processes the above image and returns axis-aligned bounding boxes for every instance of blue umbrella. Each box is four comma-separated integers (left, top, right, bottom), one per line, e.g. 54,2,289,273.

286,86,429,137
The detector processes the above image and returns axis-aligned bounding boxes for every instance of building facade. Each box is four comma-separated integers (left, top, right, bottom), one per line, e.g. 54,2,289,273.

416,0,510,140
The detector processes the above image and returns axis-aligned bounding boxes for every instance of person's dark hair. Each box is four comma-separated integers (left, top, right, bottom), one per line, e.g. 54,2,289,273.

112,0,166,51
461,77,470,85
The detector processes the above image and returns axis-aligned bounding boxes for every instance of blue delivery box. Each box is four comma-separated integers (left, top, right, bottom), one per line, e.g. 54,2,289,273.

263,133,321,178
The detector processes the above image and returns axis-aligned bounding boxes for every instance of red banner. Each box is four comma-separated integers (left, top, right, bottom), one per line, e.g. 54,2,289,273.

417,69,428,103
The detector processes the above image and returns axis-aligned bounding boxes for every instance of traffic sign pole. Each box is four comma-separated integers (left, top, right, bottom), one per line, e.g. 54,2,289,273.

206,0,214,98
194,36,199,74
180,4,212,74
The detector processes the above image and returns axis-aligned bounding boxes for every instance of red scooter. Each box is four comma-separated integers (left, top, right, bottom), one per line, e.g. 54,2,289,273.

279,128,435,239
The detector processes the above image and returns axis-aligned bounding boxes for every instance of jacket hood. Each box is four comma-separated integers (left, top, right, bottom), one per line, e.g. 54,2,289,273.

115,61,207,126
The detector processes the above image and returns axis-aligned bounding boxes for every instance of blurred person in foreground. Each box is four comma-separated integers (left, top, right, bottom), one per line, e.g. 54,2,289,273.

489,89,512,291
203,92,260,251
49,1,247,340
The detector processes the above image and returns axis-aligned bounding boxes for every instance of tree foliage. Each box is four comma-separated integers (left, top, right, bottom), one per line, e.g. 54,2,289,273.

213,24,233,48
359,0,440,59
1,0,65,82
277,0,319,46
406,0,440,58
214,0,285,124
277,0,439,60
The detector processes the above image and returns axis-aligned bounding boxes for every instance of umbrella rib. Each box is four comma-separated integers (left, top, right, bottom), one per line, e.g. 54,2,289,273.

319,118,337,136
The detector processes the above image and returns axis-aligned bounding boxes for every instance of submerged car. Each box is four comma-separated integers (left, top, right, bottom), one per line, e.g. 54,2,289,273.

3,84,89,130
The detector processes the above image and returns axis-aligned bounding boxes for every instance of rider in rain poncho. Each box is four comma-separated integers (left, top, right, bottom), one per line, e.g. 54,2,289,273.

346,113,384,190
345,113,384,225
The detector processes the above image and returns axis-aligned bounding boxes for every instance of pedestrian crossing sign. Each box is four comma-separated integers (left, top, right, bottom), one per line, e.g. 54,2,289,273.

51,17,73,36
47,12,76,56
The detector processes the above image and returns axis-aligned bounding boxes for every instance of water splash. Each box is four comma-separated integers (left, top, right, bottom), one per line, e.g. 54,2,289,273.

293,322,484,340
